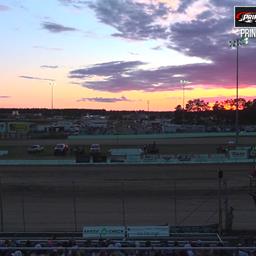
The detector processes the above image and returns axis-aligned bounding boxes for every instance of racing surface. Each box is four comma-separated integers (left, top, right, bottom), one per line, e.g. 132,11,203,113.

1,136,256,159
1,136,256,146
0,163,254,232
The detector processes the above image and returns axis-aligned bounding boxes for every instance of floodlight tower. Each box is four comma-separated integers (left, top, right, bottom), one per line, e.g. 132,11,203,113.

228,37,248,145
49,82,55,109
179,79,190,110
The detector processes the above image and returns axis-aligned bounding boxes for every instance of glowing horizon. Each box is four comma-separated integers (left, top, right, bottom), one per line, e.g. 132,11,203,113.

0,0,255,111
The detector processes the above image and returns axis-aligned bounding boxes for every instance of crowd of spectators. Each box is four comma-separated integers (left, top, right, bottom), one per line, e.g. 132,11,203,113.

0,238,255,256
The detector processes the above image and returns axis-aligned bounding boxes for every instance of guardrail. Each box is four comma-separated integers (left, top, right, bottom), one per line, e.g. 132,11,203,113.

0,158,254,166
0,246,255,252
0,159,76,166
69,132,256,140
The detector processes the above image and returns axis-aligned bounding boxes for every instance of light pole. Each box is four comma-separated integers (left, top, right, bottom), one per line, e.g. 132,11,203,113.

180,80,190,124
228,37,248,145
49,82,54,109
179,80,190,110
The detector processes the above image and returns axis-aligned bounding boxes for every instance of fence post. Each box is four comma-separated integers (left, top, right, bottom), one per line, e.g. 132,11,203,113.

121,182,126,227
22,183,26,232
72,181,78,232
223,180,229,231
0,177,4,232
218,170,223,234
174,180,177,226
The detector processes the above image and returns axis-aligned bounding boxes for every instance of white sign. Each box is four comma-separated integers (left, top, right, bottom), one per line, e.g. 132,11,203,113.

0,150,8,156
127,226,169,238
83,226,125,239
0,122,6,133
240,28,256,38
229,149,248,159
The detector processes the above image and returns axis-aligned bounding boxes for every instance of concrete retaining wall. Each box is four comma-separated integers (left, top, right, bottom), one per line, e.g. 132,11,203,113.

69,132,256,140
0,157,254,166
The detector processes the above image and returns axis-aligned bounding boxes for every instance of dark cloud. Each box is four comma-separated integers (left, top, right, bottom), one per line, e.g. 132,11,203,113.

70,61,145,78
88,0,168,40
66,0,256,92
58,0,88,8
176,0,194,12
0,4,10,11
70,81,81,85
69,61,191,92
19,76,55,82
33,45,63,51
151,45,162,50
0,96,10,99
69,54,255,92
82,65,192,92
40,65,58,69
42,21,77,33
77,96,131,103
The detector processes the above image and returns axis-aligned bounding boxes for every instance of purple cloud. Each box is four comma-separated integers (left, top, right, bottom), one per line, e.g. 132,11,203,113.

40,65,58,69
42,22,77,33
151,46,162,51
33,45,63,51
66,0,256,92
88,0,168,40
0,96,10,99
0,4,10,11
19,76,55,82
69,56,255,92
69,61,193,92
70,61,145,79
58,0,88,9
77,96,131,103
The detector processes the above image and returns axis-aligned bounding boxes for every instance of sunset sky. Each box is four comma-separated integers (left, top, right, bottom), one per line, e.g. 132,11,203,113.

0,0,256,111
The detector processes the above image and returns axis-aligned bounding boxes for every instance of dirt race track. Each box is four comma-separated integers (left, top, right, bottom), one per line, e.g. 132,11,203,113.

2,135,256,146
0,163,254,232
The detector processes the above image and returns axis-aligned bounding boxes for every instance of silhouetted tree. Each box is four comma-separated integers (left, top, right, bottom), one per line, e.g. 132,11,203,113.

185,99,210,112
175,105,183,112
213,101,225,111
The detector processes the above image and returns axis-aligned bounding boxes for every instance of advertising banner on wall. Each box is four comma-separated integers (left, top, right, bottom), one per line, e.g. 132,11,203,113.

83,226,125,239
229,149,248,159
0,122,7,133
8,122,30,133
127,226,169,238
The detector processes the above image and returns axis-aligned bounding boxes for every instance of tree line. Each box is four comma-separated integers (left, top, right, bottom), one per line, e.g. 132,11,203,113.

175,98,256,112
174,98,256,125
